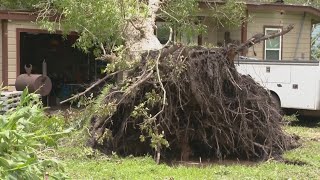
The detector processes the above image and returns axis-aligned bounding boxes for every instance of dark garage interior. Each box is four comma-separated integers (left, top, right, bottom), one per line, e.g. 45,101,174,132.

19,32,106,105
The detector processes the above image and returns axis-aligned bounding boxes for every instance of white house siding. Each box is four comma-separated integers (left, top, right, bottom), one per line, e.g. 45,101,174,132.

247,11,312,61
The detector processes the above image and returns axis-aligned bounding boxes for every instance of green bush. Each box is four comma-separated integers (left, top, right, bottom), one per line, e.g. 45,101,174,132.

0,89,71,179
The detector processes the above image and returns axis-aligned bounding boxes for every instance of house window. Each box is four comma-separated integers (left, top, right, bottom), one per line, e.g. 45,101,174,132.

264,27,282,60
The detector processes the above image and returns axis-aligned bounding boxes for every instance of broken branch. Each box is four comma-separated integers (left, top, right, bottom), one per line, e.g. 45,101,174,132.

60,70,122,104
236,24,294,53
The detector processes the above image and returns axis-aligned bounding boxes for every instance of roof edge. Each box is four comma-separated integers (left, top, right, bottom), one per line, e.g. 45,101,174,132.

0,10,37,21
246,3,320,17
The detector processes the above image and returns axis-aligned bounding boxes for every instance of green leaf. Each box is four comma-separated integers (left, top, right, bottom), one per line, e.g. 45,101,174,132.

0,157,11,169
0,130,10,139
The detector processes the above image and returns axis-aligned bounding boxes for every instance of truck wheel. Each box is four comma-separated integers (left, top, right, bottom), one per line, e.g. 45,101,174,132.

270,93,281,111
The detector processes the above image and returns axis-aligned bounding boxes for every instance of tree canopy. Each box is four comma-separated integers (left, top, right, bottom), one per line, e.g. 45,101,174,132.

0,0,247,55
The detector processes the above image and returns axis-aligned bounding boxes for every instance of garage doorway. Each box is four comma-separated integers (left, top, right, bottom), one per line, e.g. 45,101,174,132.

17,30,104,105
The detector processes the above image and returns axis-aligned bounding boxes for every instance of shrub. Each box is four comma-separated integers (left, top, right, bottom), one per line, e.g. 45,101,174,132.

0,89,71,179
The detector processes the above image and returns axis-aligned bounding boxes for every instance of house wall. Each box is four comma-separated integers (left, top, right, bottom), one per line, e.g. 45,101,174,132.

216,26,241,45
202,18,218,46
247,11,312,60
6,20,42,89
201,18,241,47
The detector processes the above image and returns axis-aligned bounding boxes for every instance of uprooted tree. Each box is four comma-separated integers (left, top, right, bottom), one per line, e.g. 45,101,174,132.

80,25,296,163
9,0,299,162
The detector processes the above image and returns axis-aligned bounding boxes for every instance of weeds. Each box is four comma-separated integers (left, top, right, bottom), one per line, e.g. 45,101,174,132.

0,89,71,179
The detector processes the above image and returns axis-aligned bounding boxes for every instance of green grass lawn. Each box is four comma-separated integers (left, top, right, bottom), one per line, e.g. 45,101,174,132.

54,117,320,180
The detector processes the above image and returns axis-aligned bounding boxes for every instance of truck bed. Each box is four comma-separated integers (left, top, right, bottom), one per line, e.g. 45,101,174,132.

236,59,320,110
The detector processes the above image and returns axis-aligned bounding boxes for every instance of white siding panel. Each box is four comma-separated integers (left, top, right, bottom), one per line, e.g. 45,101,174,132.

8,52,16,59
8,71,16,78
8,44,16,52
8,37,16,45
8,65,15,72
8,78,15,84
8,58,16,66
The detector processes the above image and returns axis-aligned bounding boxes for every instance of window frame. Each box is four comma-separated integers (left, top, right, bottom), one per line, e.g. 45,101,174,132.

264,27,282,60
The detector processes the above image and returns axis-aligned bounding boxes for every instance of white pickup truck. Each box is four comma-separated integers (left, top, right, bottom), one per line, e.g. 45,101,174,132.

236,59,320,118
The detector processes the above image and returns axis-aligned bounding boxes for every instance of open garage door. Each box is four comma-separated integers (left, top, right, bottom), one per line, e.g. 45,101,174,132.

18,31,105,105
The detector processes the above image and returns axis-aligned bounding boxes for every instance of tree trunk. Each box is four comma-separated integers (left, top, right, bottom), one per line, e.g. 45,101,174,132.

117,0,163,82
124,0,163,58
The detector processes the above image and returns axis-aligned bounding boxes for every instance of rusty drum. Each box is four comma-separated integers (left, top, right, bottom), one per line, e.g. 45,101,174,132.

15,74,52,96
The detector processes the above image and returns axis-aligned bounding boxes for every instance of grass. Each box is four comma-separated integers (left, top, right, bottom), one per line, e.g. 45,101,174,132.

53,116,320,180
61,158,320,179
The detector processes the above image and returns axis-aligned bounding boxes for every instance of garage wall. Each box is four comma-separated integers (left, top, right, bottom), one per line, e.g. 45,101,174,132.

6,20,42,89
247,11,312,61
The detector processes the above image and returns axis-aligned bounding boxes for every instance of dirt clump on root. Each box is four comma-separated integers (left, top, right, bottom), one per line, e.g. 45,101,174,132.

87,45,297,162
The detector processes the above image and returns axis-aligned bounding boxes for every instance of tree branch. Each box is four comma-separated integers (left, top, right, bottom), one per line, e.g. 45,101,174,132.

236,24,294,54
60,71,122,104
163,27,173,47
100,43,107,56
96,54,118,62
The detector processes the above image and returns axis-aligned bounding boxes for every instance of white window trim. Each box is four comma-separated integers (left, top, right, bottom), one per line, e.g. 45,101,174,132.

264,27,282,60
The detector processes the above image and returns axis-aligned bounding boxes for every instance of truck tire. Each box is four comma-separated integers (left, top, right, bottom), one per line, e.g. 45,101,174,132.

270,93,281,111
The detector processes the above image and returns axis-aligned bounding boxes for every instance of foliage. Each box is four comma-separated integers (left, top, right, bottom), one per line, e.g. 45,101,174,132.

0,0,246,56
0,0,40,9
207,0,246,28
35,0,191,53
0,89,71,179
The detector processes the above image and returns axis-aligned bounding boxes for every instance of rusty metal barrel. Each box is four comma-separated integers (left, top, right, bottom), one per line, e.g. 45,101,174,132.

15,74,52,96
15,64,52,96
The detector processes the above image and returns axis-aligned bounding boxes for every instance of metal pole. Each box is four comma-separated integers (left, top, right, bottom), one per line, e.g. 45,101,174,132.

42,59,47,77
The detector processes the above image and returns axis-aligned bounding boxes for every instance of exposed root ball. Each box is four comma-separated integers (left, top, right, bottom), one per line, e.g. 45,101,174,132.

87,45,295,162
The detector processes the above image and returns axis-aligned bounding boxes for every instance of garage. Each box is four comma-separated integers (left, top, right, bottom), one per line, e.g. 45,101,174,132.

17,30,105,105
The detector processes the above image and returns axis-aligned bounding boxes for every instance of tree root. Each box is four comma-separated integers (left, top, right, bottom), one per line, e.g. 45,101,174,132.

83,25,297,162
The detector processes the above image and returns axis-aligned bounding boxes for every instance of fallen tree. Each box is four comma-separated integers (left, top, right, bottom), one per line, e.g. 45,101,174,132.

5,0,299,165
73,24,298,163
